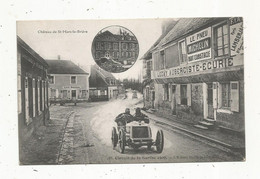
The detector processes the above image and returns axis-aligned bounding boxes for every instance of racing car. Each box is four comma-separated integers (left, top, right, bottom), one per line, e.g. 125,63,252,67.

111,120,164,154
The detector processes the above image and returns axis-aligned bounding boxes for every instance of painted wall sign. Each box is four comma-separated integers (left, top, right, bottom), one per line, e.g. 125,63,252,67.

151,54,243,79
186,27,212,62
63,86,81,89
229,17,243,56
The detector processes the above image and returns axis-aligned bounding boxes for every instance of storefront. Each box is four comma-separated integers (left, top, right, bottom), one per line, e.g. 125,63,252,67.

151,18,244,132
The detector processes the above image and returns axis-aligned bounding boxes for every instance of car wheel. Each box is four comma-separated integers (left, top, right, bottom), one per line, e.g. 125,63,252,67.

111,127,118,149
155,130,164,153
118,129,126,154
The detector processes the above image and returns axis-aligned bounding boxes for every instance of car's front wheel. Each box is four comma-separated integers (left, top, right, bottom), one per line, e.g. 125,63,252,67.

155,130,164,153
118,129,126,153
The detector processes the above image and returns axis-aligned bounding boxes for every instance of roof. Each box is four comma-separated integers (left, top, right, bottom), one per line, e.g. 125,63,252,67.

89,64,117,87
141,20,178,60
156,17,228,49
45,60,88,75
17,36,48,67
92,64,116,79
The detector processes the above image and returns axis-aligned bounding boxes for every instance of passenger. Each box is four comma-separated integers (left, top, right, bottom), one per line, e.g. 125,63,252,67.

133,107,149,123
115,108,134,126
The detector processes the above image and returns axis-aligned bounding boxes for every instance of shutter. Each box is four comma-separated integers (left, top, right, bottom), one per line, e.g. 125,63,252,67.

176,85,181,104
168,84,172,101
230,81,239,112
25,77,29,124
187,84,191,106
32,79,36,117
213,82,218,109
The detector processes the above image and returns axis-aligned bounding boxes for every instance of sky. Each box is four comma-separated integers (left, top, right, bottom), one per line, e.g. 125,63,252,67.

17,19,167,80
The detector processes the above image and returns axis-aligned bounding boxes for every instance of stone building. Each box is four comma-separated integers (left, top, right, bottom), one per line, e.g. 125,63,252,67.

144,18,244,133
17,36,50,150
92,29,139,65
46,59,89,102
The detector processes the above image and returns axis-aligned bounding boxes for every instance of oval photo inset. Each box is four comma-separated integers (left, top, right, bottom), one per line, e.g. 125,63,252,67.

92,26,139,73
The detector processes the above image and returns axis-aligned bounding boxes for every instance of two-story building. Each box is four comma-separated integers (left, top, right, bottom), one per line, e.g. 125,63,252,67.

89,64,118,101
17,36,50,155
142,20,178,109
147,18,244,133
46,59,89,102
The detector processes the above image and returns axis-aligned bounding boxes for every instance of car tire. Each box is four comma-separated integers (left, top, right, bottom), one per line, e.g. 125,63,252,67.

111,127,118,149
155,130,164,153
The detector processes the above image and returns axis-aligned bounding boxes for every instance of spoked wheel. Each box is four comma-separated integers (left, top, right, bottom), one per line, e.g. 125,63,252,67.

111,127,118,149
118,129,126,154
155,130,164,153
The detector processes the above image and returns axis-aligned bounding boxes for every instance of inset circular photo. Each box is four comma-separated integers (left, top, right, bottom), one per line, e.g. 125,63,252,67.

91,25,139,73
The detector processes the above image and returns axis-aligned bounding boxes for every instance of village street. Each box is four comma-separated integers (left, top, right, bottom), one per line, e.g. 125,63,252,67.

43,91,241,165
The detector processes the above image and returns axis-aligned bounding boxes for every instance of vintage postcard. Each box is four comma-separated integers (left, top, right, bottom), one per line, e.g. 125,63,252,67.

17,18,245,165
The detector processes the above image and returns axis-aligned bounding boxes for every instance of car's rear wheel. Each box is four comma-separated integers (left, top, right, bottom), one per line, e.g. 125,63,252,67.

118,129,126,153
155,130,164,153
111,127,118,149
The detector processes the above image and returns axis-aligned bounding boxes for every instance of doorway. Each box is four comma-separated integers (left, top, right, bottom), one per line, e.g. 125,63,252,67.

171,85,176,115
207,83,214,119
71,90,76,99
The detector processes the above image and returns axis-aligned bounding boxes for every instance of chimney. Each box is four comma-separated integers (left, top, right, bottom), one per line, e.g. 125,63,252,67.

58,55,61,60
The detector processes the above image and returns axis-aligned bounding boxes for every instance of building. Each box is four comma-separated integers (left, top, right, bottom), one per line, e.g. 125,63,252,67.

142,20,177,109
92,30,139,65
145,17,244,133
89,64,118,101
17,36,50,147
46,59,89,102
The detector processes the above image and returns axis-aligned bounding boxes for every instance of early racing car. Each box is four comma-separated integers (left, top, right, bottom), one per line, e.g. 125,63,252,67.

111,120,164,154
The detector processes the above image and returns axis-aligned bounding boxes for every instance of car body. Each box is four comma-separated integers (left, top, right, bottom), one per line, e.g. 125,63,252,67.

111,120,164,153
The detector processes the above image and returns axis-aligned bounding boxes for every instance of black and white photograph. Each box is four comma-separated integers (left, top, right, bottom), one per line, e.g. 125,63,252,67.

17,18,245,165
92,25,139,73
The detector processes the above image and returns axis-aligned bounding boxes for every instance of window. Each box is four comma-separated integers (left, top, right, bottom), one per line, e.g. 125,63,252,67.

179,40,187,63
82,90,87,98
49,76,54,84
180,85,187,105
96,42,101,50
214,23,229,57
122,43,127,50
71,76,76,84
221,83,231,108
113,43,118,50
160,50,165,69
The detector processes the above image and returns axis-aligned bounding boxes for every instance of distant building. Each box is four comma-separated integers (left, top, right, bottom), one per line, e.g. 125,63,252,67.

17,36,50,149
46,59,89,102
92,30,139,65
89,65,118,101
143,18,244,133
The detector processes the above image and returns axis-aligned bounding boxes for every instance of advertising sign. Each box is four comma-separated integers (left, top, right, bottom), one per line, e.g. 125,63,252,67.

229,17,243,56
186,27,212,62
152,54,243,79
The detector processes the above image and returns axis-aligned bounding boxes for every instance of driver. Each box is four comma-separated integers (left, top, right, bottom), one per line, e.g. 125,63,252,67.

133,107,150,123
115,108,134,126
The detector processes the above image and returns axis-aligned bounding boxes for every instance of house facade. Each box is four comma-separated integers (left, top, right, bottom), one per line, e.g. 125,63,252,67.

17,36,50,147
146,18,244,132
46,60,89,102
89,65,118,101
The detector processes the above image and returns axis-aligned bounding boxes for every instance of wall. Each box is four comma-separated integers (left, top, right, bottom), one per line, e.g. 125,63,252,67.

49,75,88,99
